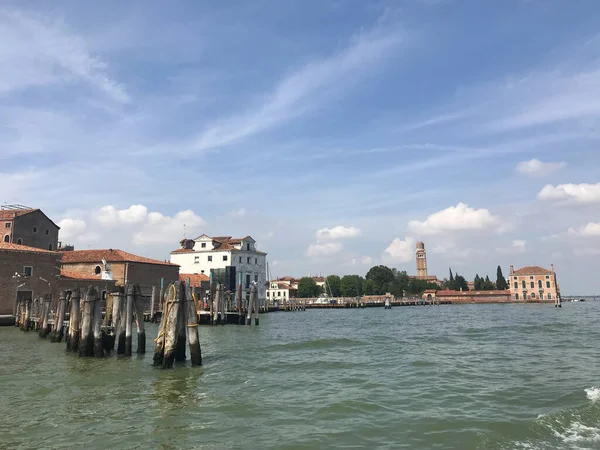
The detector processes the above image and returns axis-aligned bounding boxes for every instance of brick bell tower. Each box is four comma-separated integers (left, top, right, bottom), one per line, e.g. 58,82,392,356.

416,241,427,278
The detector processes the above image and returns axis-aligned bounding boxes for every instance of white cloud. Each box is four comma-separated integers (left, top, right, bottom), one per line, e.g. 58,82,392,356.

360,255,373,265
568,222,600,237
97,205,148,226
316,225,361,240
306,241,343,257
134,209,205,245
383,237,414,262
57,218,86,240
538,182,600,204
407,203,503,235
496,239,527,254
516,159,566,177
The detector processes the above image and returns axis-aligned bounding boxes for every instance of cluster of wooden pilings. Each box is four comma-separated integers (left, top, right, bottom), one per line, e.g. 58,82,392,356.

15,284,147,358
153,281,202,368
207,281,260,326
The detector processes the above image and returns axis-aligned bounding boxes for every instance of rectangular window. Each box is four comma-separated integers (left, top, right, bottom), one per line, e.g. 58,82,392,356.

530,282,534,289
530,276,534,280
194,256,199,263
278,291,281,297
45,229,49,235
546,281,550,288
515,293,519,300
255,258,258,264
239,257,242,263
208,256,212,262
538,280,542,289
548,293,552,300
245,274,251,288
513,276,517,280
247,257,251,264
255,274,258,283
545,275,550,279
23,266,32,277
514,282,518,289
266,291,269,297
247,243,250,250
5,223,10,228
522,280,526,289
201,243,206,248
223,255,228,261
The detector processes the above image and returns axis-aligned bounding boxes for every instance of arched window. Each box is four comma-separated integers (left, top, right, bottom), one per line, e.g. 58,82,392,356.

531,292,536,299
521,280,526,289
515,293,519,300
48,244,53,251
538,280,542,289
94,265,101,275
547,293,552,300
17,238,22,245
3,235,9,242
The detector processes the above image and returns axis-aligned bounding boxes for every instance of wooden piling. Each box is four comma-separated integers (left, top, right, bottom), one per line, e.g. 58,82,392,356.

152,286,167,367
66,289,81,352
134,285,146,354
21,299,31,331
248,283,259,326
238,274,243,325
124,285,134,356
51,292,67,342
113,290,126,354
79,286,97,357
185,283,202,366
38,296,52,338
150,286,157,323
92,289,104,357
162,283,180,368
175,282,187,362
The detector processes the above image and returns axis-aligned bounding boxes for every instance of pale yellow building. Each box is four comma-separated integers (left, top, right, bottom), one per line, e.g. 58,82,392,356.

509,265,560,301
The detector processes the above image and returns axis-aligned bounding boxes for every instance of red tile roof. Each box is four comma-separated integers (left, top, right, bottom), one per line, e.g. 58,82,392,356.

180,273,209,285
60,249,177,266
512,266,553,275
60,269,102,281
0,208,36,220
0,242,58,254
171,248,194,253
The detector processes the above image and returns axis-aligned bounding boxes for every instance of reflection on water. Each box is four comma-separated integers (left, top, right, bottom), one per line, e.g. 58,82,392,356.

2,303,600,449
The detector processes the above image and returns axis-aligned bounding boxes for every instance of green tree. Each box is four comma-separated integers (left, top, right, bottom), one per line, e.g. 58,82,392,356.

482,275,496,290
326,275,341,297
363,279,376,295
406,278,440,295
340,275,363,297
474,274,483,290
390,270,410,298
454,273,469,291
297,277,320,298
496,265,508,290
365,265,395,295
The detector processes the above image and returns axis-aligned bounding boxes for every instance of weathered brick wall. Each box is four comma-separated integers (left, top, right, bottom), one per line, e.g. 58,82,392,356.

0,250,62,315
1,220,13,243
13,211,59,251
60,262,126,283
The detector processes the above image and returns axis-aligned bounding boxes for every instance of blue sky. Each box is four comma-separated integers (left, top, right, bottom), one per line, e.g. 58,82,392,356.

1,1,600,294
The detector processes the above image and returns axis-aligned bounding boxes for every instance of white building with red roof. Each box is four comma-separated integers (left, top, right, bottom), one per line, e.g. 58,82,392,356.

170,234,267,299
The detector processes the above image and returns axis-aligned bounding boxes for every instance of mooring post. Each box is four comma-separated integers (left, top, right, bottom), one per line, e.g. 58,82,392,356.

209,273,214,324
134,285,146,354
238,273,243,324
51,292,67,342
124,284,134,356
184,283,202,366
175,282,187,361
38,295,51,338
152,284,168,367
247,282,259,326
21,298,31,331
113,289,126,354
150,286,157,323
79,286,97,357
163,282,181,368
91,288,104,357
66,289,81,352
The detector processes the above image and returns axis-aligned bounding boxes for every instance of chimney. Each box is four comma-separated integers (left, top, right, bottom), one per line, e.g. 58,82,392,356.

551,264,554,273
510,265,514,274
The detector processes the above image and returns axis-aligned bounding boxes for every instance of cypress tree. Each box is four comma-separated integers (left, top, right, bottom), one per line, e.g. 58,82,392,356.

496,265,508,290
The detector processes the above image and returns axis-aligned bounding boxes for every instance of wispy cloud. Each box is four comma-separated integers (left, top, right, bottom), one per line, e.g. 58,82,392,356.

193,26,403,151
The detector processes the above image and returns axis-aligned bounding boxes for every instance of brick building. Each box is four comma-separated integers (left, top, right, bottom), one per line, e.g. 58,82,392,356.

0,205,60,251
0,243,115,315
60,249,179,293
509,265,560,301
428,289,513,304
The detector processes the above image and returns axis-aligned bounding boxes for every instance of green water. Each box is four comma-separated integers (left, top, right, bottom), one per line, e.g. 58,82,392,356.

2,303,600,449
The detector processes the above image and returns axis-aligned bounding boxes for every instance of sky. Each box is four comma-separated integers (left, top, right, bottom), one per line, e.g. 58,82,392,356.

1,0,599,294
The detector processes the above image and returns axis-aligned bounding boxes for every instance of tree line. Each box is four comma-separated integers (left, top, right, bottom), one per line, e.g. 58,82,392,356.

295,265,510,298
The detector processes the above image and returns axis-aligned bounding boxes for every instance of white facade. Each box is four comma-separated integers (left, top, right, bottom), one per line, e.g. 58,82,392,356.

170,234,267,300
266,281,297,302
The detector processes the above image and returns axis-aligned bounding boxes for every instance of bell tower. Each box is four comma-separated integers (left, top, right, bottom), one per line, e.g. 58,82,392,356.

416,241,427,278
